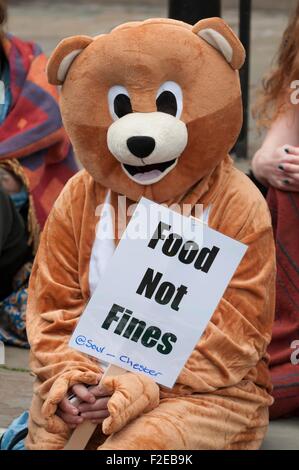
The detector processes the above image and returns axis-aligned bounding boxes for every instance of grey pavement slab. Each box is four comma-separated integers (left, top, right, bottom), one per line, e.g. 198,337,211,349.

261,418,299,450
0,368,34,429
0,346,32,429
3,345,30,370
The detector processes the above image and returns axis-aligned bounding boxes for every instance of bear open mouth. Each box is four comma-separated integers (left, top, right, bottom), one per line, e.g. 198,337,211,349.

122,159,177,185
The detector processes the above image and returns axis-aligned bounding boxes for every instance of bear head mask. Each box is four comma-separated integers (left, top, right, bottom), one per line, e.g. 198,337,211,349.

47,18,245,202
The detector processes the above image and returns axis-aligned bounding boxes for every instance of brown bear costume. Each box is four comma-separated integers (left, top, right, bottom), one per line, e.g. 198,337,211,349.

26,18,276,450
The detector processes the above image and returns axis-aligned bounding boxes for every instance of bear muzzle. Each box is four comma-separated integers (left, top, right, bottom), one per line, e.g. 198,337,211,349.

107,112,188,185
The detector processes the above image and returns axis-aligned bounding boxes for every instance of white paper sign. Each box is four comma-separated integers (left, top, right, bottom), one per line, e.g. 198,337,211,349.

70,197,247,388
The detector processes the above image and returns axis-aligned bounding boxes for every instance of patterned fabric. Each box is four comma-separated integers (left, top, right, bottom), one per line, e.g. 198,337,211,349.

0,34,77,233
0,262,31,347
0,34,77,347
267,188,299,418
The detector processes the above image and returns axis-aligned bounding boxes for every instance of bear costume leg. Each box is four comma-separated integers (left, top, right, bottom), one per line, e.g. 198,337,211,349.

98,392,269,450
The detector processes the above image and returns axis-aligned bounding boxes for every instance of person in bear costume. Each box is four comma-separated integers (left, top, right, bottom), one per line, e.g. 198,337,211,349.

25,18,276,450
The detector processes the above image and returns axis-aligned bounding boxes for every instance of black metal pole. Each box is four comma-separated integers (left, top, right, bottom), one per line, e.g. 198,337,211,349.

169,0,251,159
169,0,221,25
235,0,251,159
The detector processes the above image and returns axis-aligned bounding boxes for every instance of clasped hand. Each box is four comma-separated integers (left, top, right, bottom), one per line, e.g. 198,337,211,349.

56,383,111,429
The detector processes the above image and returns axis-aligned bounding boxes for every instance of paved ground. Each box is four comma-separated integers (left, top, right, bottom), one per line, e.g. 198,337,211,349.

0,1,297,447
261,417,299,450
0,347,32,430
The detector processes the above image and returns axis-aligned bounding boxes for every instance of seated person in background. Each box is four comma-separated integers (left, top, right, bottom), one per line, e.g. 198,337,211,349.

0,0,77,347
251,2,299,419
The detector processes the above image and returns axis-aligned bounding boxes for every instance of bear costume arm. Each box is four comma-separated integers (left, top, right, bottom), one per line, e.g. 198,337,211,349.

170,188,276,397
26,175,160,438
26,179,102,431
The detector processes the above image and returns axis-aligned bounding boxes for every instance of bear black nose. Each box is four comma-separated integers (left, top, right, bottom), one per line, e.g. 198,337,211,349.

127,136,156,159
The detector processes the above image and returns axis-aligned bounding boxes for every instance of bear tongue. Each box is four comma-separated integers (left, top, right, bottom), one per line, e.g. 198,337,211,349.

133,169,162,182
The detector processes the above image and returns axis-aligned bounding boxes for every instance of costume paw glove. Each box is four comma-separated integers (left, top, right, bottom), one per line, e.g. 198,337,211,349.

102,372,160,435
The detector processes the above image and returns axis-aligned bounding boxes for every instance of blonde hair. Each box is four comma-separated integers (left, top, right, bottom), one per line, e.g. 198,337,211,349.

253,2,299,128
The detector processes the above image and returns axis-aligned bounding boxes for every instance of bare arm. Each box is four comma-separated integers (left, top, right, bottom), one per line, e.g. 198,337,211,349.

252,105,299,190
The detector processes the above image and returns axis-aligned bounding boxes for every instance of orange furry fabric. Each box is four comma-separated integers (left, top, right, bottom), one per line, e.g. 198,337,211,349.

26,18,275,450
26,162,275,450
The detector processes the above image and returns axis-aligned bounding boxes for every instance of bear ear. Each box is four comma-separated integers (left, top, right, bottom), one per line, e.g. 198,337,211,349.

192,17,245,70
47,35,93,85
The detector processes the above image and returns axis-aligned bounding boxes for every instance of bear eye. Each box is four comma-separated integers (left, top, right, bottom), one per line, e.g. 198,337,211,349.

108,85,132,120
156,81,183,118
